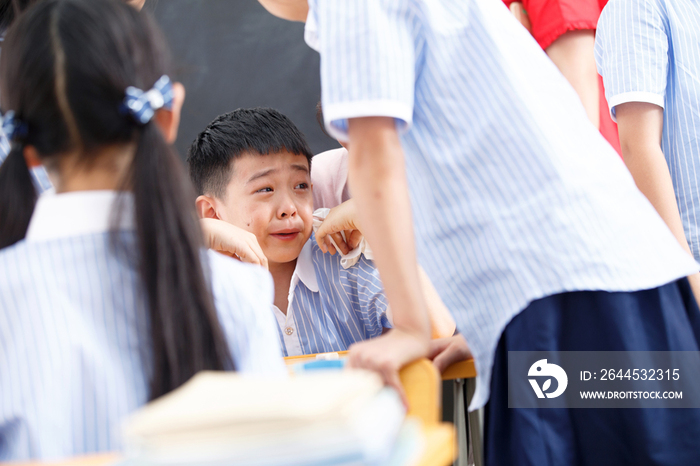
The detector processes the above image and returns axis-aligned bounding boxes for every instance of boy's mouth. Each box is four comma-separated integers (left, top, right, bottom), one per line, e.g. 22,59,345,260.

269,228,301,241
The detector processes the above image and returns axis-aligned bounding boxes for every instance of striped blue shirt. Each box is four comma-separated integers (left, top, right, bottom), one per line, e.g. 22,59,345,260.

273,233,390,357
306,0,699,409
0,191,286,461
595,0,700,261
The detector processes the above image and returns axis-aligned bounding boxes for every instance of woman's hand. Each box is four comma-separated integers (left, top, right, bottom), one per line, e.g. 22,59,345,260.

315,199,364,255
200,218,268,269
428,334,472,373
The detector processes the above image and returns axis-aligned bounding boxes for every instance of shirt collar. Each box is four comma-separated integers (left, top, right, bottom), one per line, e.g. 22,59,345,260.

303,0,319,52
291,237,319,293
25,190,134,242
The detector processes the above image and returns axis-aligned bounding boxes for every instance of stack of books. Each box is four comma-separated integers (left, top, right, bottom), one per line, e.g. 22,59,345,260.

120,370,422,465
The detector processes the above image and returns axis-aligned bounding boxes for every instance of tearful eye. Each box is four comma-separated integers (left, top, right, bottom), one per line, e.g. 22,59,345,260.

296,183,309,189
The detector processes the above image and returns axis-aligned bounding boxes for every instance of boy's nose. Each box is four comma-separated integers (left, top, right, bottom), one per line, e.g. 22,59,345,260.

277,197,298,219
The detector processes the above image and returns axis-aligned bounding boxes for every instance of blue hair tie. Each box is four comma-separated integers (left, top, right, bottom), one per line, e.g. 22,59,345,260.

0,110,28,140
122,75,174,125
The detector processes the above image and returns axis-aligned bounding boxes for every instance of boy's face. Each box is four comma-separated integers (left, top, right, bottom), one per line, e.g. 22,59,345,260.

218,151,314,266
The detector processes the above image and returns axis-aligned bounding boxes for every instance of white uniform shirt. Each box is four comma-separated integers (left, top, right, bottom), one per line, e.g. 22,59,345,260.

0,191,285,461
305,0,699,409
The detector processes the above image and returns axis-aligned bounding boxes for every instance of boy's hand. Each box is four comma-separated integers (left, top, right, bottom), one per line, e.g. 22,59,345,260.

315,199,364,255
428,334,472,373
200,218,268,269
347,329,430,407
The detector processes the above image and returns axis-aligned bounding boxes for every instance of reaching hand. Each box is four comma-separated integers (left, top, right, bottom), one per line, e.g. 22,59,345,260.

428,334,472,373
347,329,430,406
200,218,268,269
315,199,364,255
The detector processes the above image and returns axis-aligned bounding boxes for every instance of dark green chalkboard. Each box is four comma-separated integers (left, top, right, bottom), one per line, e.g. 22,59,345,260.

150,0,340,159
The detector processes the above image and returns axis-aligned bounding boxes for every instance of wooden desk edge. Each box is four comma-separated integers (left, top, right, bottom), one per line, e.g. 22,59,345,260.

439,359,477,380
283,353,476,380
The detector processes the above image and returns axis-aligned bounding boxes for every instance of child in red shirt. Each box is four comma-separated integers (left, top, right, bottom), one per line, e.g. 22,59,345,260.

505,0,621,154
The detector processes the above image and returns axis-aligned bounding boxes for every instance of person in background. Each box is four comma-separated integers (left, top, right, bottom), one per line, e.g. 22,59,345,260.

595,0,700,301
0,0,284,460
256,0,700,464
505,0,621,154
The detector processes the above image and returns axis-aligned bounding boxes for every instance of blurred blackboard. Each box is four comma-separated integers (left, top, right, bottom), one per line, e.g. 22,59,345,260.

149,0,340,159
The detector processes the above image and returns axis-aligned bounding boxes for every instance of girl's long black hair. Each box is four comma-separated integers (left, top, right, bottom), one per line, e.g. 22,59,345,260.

0,0,232,399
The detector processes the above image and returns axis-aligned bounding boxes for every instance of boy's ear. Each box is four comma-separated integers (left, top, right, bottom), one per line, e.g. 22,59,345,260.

153,82,185,144
196,194,221,220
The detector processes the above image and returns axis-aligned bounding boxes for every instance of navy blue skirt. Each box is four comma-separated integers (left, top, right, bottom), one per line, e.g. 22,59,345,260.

485,278,700,466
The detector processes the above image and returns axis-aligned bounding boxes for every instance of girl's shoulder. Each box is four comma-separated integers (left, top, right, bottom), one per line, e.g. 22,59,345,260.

205,249,274,311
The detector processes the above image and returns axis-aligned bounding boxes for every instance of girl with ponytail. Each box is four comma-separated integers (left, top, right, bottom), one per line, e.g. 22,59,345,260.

0,0,284,460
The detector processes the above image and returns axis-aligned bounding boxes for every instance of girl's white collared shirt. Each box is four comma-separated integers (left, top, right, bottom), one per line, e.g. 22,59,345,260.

0,190,285,461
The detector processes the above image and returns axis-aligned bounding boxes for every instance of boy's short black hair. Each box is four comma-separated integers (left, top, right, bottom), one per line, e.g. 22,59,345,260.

187,107,314,198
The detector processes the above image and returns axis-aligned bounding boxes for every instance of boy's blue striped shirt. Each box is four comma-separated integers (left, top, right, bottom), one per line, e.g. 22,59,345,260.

273,232,391,357
596,0,700,261
306,0,699,409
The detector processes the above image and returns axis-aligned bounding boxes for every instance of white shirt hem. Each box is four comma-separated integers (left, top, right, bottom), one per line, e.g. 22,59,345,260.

323,100,413,142
608,92,665,122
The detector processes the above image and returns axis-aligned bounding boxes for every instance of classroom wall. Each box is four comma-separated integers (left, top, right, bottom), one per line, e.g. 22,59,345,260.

150,0,341,160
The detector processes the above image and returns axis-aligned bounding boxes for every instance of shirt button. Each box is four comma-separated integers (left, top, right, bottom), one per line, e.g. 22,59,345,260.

285,327,294,335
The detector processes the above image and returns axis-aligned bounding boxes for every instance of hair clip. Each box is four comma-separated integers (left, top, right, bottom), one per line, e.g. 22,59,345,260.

123,75,174,125
0,110,28,140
